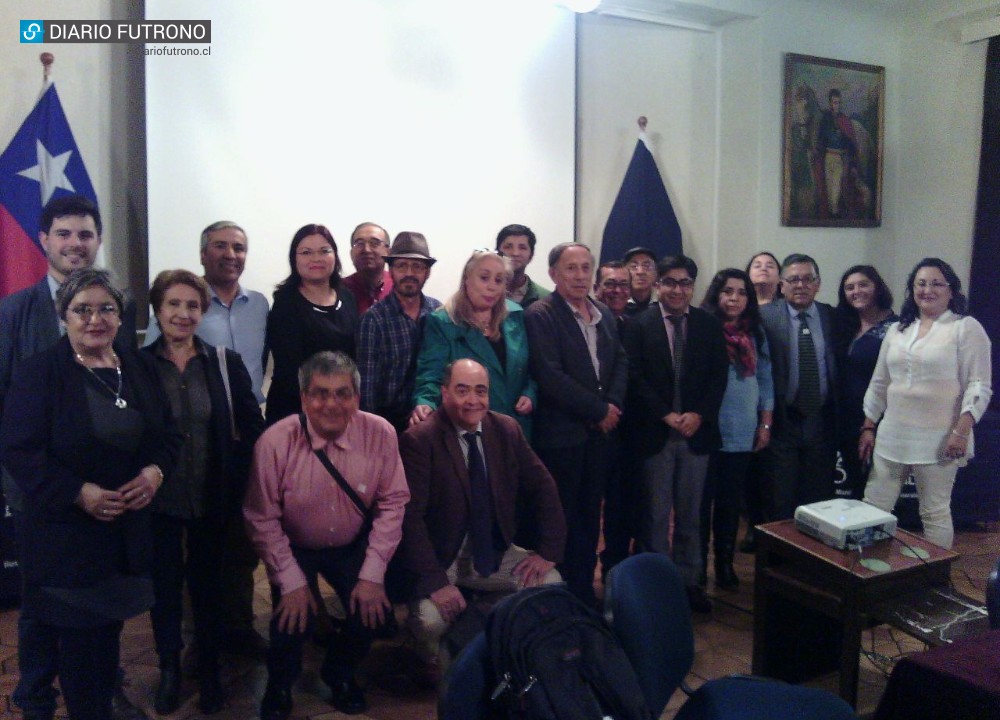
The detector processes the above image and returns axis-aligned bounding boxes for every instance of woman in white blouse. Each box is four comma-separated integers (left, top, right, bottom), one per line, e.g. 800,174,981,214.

859,258,992,548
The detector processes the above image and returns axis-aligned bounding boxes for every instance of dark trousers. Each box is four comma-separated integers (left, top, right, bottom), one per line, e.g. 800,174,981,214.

218,515,260,634
12,513,125,720
150,513,225,670
266,542,375,690
838,431,869,501
537,434,612,604
57,622,122,720
701,451,753,566
763,407,837,520
14,611,59,718
600,433,637,575
742,452,768,539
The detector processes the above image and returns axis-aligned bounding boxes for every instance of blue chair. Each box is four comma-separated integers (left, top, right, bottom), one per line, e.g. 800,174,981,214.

440,553,858,719
605,553,859,720
987,556,1000,629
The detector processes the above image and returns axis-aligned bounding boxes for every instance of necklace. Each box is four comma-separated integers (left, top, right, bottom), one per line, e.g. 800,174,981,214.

75,350,127,409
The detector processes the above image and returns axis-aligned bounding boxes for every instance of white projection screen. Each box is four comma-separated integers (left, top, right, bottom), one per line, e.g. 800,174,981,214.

146,0,576,300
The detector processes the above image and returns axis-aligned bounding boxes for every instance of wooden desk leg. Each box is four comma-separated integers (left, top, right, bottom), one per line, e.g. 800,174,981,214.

839,594,863,708
752,543,769,676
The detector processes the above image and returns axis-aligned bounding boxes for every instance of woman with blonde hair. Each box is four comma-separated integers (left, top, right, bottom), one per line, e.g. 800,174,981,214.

410,249,536,438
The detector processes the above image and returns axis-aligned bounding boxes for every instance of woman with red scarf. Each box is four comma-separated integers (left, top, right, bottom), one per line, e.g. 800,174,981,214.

698,269,774,589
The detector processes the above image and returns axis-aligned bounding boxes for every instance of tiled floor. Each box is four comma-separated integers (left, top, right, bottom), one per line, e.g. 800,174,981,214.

0,521,996,720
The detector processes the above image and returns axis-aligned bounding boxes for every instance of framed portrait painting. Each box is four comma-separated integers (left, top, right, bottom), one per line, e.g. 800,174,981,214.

782,53,885,227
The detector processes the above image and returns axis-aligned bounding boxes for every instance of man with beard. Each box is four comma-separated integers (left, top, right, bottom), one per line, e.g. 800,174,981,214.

594,261,631,338
343,222,393,316
356,232,441,433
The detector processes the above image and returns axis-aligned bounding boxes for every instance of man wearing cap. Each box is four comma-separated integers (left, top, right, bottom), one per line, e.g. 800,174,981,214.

623,247,658,317
496,224,550,308
343,222,393,316
356,232,441,434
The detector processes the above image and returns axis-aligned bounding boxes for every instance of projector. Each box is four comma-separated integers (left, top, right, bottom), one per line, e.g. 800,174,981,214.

794,499,897,550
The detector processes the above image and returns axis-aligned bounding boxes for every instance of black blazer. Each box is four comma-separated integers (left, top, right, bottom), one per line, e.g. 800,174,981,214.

142,338,264,519
0,337,181,626
524,293,628,450
759,299,839,429
623,305,729,456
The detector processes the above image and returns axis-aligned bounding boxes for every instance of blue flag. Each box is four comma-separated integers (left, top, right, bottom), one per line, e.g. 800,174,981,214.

600,135,682,264
0,82,97,297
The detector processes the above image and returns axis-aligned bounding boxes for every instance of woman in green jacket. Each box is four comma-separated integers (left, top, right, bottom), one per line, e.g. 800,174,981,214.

410,249,537,439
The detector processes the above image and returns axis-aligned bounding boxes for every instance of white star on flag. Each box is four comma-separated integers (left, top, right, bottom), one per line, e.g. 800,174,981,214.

17,139,76,205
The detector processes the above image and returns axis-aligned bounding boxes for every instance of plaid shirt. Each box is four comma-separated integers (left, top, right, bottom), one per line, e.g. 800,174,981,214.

357,291,442,416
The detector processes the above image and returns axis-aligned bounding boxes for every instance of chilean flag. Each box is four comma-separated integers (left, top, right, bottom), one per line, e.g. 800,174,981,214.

0,82,97,298
600,131,683,264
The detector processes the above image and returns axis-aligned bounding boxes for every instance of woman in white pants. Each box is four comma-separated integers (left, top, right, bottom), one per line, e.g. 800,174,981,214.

859,258,991,549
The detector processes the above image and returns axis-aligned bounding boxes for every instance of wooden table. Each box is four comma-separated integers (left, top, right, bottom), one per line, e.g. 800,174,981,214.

752,520,958,707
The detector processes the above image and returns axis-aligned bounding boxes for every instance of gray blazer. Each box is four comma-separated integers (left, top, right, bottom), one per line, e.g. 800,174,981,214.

759,299,839,424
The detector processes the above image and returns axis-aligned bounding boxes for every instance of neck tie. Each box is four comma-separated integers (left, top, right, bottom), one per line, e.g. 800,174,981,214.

795,311,822,415
463,432,496,577
668,315,685,413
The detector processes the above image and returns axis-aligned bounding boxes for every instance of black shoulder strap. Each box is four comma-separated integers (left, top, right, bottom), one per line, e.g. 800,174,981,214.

298,413,371,522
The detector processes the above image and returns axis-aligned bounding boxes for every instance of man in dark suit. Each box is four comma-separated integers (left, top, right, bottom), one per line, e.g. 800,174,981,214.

0,194,141,720
398,359,565,663
624,255,728,613
759,253,839,520
525,242,627,604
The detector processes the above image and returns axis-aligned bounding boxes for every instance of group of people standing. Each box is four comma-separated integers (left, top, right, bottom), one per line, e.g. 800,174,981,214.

0,193,991,720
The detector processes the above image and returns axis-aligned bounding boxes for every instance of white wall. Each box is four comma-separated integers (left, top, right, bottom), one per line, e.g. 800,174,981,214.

145,0,576,302
577,13,719,276
894,4,987,295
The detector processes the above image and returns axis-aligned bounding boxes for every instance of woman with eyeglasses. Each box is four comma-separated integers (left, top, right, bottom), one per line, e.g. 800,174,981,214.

834,265,896,500
265,224,359,426
698,269,774,589
142,270,264,714
1,268,181,720
410,249,537,438
860,258,992,549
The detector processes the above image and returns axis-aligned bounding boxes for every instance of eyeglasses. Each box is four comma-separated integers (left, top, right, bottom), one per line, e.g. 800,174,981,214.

914,280,950,290
351,238,388,250
599,280,631,291
305,386,356,403
69,303,120,320
655,278,695,289
628,261,655,272
296,247,335,258
782,275,818,286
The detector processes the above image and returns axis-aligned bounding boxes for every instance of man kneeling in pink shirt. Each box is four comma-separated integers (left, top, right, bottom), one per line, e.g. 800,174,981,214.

244,351,409,718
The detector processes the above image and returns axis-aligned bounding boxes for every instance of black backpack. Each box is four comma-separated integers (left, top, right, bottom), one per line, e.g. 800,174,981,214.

485,585,651,720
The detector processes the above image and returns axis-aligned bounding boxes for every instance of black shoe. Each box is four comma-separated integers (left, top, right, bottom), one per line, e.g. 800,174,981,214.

328,678,367,715
153,656,181,715
686,585,713,614
197,670,225,715
259,685,292,720
715,562,740,590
